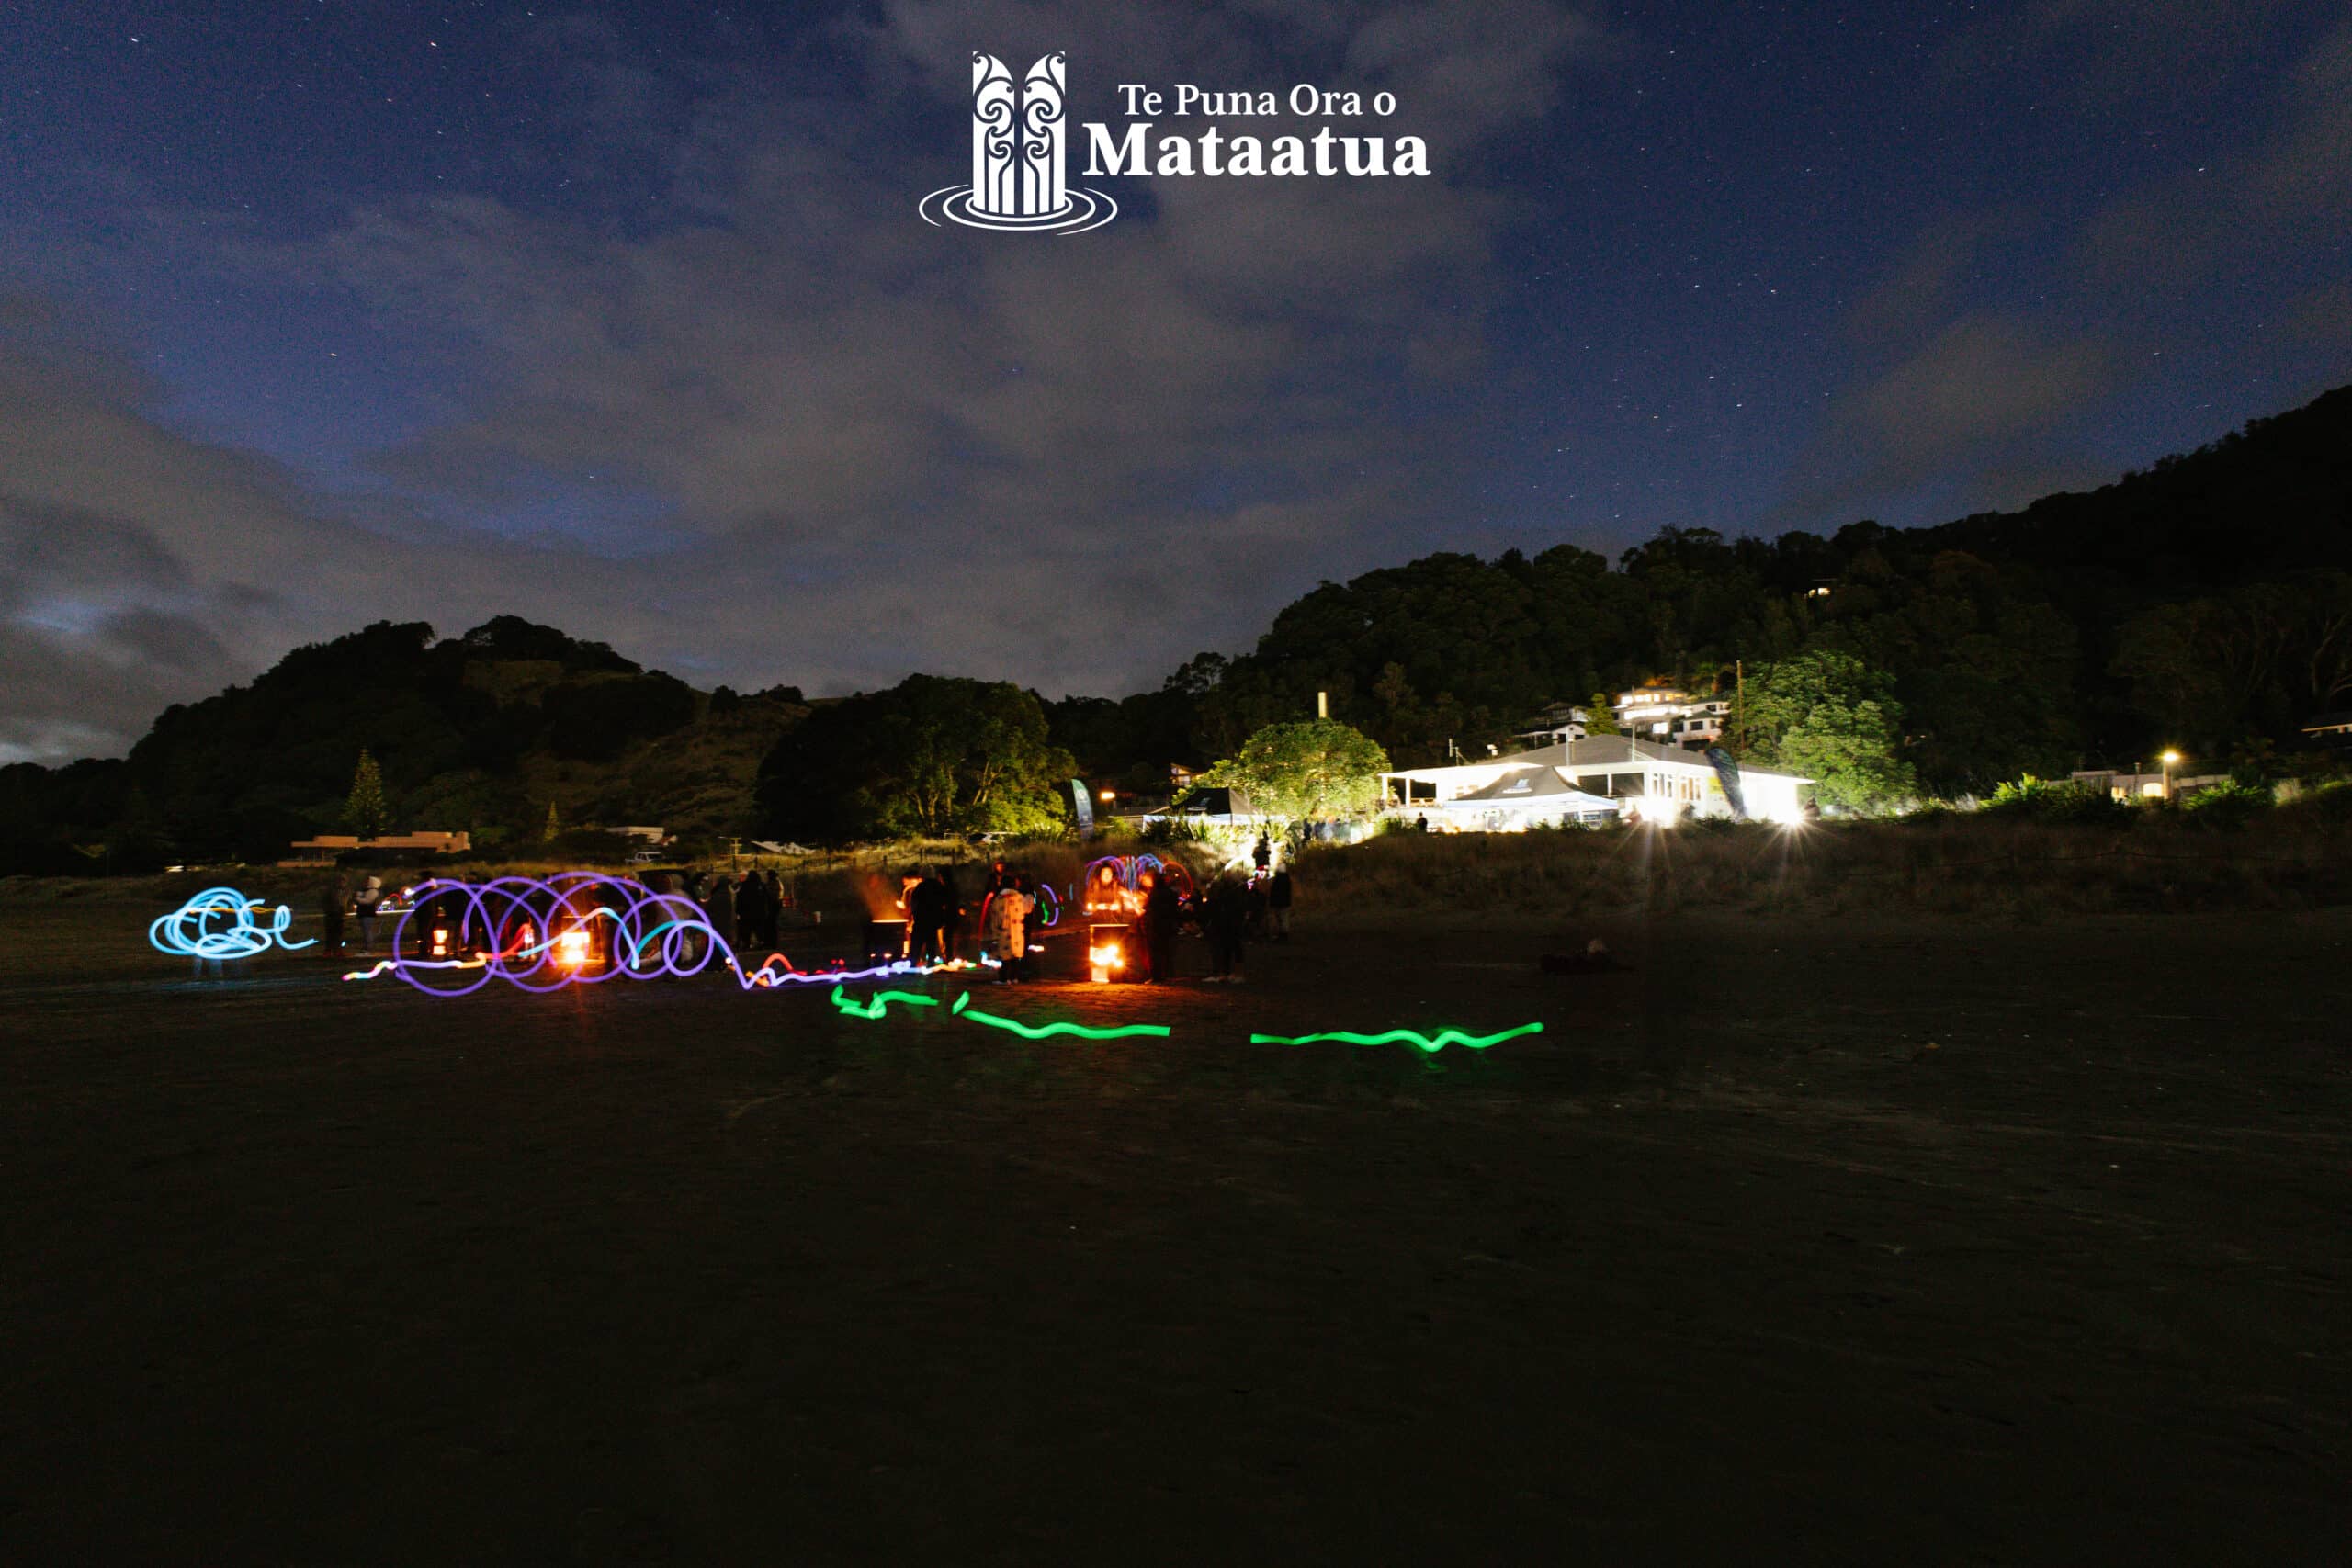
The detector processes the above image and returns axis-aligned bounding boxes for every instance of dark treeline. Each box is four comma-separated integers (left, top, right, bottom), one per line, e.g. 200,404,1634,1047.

6,386,2347,871
0,616,807,874
1047,386,2352,788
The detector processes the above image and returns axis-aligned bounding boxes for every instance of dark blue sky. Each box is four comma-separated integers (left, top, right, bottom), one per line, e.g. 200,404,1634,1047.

4,1,2347,761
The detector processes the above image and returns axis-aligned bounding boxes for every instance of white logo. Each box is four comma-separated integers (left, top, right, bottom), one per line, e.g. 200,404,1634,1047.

920,52,1119,233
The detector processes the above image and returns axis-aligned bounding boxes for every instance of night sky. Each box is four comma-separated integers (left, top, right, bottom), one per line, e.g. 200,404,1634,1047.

4,1,2347,764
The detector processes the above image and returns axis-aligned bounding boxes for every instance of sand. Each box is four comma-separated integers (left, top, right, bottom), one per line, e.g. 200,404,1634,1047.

3,887,2346,1561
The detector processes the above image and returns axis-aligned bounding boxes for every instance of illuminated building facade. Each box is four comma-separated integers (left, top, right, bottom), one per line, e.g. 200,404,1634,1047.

1381,736,1809,826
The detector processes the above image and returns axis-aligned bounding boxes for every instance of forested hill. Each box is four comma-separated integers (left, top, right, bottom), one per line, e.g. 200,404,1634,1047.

1132,382,2352,790
4,382,2347,871
1920,385,2352,600
0,616,808,873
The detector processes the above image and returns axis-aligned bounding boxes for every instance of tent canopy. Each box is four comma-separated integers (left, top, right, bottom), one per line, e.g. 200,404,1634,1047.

1450,766,1578,802
1167,785,1257,818
1440,768,1618,813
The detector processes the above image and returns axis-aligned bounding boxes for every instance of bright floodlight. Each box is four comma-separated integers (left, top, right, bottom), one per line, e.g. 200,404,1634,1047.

2161,750,2183,764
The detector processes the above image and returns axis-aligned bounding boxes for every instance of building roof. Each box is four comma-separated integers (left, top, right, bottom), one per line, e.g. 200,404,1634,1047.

1492,734,1811,783
1494,735,1683,768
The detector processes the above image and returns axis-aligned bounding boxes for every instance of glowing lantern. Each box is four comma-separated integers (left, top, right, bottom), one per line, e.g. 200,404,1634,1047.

1088,921,1129,983
555,928,592,969
429,927,451,958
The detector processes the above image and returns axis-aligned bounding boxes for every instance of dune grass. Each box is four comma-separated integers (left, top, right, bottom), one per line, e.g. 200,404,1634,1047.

1290,810,2352,919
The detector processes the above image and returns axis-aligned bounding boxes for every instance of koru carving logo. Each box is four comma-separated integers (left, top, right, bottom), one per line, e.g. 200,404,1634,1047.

918,52,1119,233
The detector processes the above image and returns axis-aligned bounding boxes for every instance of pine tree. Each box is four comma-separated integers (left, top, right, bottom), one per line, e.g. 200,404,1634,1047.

542,799,562,842
343,750,390,840
1586,694,1622,736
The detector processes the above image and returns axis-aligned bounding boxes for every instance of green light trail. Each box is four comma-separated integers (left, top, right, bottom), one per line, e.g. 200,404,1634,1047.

1247,1021,1544,1054
830,989,941,1020
947,991,1171,1041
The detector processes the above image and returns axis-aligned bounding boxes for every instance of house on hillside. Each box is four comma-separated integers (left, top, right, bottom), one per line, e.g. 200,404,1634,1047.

1611,682,1734,750
1510,701,1590,746
1382,736,1809,826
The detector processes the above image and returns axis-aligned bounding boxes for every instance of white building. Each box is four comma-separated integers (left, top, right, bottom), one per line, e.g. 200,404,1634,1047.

2068,769,2228,801
1510,701,1590,746
1382,735,1810,826
1611,682,1734,750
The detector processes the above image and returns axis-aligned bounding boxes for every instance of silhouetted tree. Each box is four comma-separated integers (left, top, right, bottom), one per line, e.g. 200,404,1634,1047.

757,676,1077,843
344,750,390,839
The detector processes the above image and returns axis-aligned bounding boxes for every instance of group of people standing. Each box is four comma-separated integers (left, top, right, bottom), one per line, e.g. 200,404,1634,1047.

895,862,1042,979
903,865,971,965
1133,844,1294,986
692,868,788,956
308,850,1298,987
316,871,387,955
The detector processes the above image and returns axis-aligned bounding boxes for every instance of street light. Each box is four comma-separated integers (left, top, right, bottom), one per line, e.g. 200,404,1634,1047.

2161,749,2183,800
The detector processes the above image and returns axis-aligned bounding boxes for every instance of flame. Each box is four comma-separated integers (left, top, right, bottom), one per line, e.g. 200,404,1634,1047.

555,929,592,968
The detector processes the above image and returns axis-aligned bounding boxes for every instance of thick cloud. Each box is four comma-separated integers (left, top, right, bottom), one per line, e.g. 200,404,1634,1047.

304,2,1597,698
6,3,2345,763
0,299,613,762
1,3,1601,762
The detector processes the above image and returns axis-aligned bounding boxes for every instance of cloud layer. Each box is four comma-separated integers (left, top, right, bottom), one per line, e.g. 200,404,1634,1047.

4,2,2346,764
4,1,1601,761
